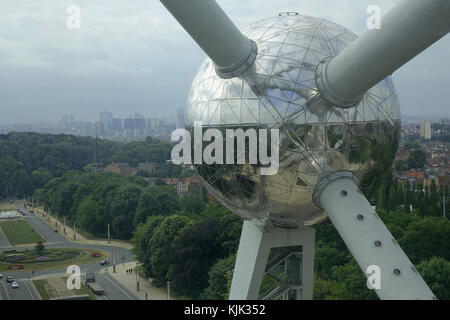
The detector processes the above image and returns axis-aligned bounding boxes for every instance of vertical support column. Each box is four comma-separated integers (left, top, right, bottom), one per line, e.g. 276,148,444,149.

300,230,315,299
229,220,270,300
229,219,315,300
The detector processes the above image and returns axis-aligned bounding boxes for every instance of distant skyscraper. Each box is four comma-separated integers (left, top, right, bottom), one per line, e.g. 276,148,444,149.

110,118,123,131
99,111,114,126
148,118,159,130
420,120,432,140
133,113,146,130
124,118,134,130
439,118,449,125
176,108,185,129
61,114,74,129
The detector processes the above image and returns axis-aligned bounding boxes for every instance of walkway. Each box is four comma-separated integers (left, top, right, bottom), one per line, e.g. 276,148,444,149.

100,261,173,300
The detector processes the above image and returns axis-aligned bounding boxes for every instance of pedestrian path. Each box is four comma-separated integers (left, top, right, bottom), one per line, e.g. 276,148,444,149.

101,261,173,300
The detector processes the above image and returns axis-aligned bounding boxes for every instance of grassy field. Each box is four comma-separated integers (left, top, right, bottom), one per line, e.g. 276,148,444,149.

0,248,109,272
33,279,51,300
0,201,17,211
0,219,45,246
0,219,46,245
33,278,96,300
61,276,97,300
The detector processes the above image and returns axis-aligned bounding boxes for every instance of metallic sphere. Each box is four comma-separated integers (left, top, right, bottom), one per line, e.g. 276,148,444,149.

185,14,400,228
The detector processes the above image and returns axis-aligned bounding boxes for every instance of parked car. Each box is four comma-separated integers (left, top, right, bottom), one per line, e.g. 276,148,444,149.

0,273,3,279
11,281,19,289
6,276,15,283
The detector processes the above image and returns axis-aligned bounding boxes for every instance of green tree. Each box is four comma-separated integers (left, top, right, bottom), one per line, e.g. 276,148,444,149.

329,260,378,300
9,169,33,197
406,149,426,169
35,241,45,255
315,242,349,278
110,184,142,239
31,168,53,189
179,194,206,216
200,254,236,300
388,184,398,212
417,257,450,300
400,217,450,264
75,196,105,235
170,217,225,298
149,215,194,286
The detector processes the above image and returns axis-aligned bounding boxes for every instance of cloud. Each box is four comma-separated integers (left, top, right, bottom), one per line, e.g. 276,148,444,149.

0,0,448,124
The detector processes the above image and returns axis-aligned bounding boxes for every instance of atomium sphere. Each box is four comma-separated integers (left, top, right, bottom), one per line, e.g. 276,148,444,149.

185,13,400,228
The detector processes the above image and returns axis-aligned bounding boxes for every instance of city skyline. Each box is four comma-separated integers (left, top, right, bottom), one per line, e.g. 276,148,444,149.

0,0,449,125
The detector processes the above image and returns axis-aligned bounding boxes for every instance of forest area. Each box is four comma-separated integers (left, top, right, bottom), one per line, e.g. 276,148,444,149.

0,132,449,299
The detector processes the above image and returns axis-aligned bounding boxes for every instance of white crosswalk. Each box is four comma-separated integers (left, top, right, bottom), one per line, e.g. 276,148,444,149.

6,278,34,282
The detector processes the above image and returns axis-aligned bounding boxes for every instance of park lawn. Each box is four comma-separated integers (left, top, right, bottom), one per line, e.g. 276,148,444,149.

61,276,97,300
0,219,45,245
33,278,95,300
33,279,52,300
0,201,17,211
0,248,109,272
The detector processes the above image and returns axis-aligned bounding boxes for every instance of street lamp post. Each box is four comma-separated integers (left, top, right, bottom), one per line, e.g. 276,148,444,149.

113,248,116,273
107,224,110,244
136,262,140,291
444,195,447,218
73,221,76,241
167,281,170,300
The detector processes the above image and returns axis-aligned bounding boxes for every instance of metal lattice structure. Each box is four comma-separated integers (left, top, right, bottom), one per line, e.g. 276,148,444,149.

186,14,400,227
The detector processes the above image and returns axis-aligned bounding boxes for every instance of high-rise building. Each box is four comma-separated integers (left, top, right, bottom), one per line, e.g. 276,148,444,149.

176,108,185,129
110,118,123,131
420,120,432,140
439,118,449,125
99,111,114,126
61,114,74,129
124,118,134,130
133,113,147,130
148,118,159,130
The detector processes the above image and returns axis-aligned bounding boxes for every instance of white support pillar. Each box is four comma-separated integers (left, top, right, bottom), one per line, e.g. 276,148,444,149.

313,171,436,300
229,219,315,300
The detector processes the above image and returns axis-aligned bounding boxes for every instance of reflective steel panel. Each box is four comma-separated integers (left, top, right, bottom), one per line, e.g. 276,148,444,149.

185,14,400,227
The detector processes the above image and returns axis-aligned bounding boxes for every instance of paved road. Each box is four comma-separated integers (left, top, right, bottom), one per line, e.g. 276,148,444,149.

0,279,40,301
0,227,11,249
0,201,137,300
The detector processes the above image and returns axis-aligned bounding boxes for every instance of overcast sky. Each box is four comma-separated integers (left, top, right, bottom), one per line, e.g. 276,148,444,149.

0,0,449,124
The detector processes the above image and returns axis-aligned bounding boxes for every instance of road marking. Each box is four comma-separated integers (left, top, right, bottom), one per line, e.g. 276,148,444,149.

98,274,136,300
23,280,38,300
1,282,11,300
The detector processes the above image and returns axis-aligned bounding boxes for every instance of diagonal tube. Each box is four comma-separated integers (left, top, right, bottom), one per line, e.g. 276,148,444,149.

160,0,257,79
316,0,450,108
314,171,436,300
